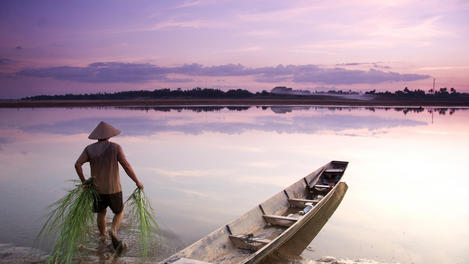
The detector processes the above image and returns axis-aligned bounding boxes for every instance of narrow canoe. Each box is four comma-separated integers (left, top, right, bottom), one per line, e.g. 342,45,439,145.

162,161,349,264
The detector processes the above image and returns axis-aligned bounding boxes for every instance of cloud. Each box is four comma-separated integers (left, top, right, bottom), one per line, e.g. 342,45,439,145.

17,62,193,83
238,5,322,22
0,58,12,65
16,62,430,85
174,63,253,76
166,0,221,10
255,74,290,83
0,137,8,150
148,19,227,31
291,67,428,85
223,46,264,53
338,63,365,66
253,65,428,84
336,62,392,70
317,15,450,49
15,46,23,50
242,30,278,37
373,63,391,70
168,0,203,9
416,66,469,71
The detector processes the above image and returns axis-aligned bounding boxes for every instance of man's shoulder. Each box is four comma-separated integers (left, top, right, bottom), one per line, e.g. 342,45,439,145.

85,141,102,149
109,141,121,148
84,142,95,150
108,141,123,152
85,141,120,150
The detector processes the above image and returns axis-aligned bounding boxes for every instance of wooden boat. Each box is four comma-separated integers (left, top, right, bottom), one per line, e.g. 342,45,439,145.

162,161,349,264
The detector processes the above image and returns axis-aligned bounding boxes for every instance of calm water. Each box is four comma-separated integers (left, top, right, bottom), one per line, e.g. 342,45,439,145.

0,106,468,264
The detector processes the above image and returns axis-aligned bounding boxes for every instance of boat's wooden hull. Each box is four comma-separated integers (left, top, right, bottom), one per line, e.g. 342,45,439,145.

258,182,347,263
162,161,348,264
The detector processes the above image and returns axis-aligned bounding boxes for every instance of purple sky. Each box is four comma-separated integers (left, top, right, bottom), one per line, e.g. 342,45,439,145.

1,0,468,98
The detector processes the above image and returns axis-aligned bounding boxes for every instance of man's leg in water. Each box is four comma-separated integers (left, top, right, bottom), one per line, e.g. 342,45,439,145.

97,208,107,239
109,209,124,244
109,209,126,251
111,209,124,236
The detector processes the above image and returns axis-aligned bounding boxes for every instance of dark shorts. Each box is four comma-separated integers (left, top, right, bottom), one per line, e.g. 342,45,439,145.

93,192,123,214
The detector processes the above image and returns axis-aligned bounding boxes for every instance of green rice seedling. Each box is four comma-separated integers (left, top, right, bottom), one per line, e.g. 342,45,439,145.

125,188,159,262
36,179,98,264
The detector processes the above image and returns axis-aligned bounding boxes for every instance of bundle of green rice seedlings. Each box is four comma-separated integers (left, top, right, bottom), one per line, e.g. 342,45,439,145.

36,179,97,264
125,188,160,262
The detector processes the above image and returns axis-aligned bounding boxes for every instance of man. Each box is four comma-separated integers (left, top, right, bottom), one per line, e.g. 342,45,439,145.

75,121,144,251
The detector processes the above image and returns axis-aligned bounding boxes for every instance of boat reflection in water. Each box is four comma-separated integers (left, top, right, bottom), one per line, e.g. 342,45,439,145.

163,161,348,264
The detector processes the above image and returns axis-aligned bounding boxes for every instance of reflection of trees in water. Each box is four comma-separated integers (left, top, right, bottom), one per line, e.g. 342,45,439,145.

226,106,250,111
394,107,425,114
394,107,459,115
270,106,311,114
118,106,466,116
118,106,226,112
427,108,456,115
316,106,462,116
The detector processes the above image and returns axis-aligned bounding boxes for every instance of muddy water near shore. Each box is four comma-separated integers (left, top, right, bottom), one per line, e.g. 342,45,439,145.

0,243,393,264
0,106,468,263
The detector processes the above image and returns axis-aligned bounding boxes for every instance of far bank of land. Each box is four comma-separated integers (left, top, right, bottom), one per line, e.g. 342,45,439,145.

1,97,469,108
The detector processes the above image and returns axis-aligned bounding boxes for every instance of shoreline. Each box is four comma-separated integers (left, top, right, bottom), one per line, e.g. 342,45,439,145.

1,98,469,108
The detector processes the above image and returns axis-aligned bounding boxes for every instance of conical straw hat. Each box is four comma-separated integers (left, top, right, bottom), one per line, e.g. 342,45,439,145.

88,121,121,140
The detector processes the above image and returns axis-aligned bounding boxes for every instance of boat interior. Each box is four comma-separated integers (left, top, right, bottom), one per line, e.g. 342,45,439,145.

227,161,348,252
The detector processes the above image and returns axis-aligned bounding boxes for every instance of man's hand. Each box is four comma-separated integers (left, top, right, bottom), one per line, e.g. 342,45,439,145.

82,180,90,187
75,163,86,184
136,181,144,190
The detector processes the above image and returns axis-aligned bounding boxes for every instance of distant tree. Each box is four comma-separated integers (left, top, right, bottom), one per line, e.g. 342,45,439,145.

395,90,404,96
260,90,269,96
438,108,448,115
413,89,426,97
436,87,449,97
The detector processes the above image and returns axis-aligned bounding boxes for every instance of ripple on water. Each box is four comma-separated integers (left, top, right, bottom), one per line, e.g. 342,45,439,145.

261,253,400,264
312,256,400,264
0,242,399,264
0,243,47,264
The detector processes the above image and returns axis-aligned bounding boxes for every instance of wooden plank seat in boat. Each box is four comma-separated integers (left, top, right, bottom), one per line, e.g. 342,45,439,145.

288,198,320,208
229,234,271,251
313,184,333,189
324,168,344,173
307,184,334,195
263,214,299,227
168,258,212,264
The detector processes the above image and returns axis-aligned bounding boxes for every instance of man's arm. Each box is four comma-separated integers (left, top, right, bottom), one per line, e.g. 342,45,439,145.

118,146,144,189
75,149,88,183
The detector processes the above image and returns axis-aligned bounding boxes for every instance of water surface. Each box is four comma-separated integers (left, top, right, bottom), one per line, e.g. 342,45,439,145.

0,106,468,263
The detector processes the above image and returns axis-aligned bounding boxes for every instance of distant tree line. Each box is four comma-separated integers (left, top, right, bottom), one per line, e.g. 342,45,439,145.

21,86,467,101
22,87,329,101
325,89,359,95
22,87,260,100
365,87,466,98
